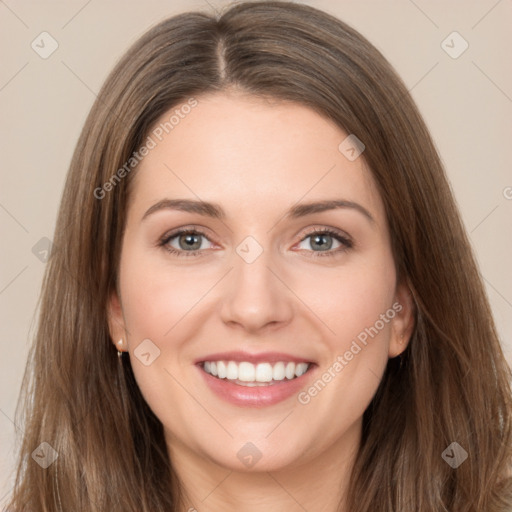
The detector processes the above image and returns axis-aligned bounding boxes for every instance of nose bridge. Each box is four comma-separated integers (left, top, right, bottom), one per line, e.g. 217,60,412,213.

219,234,293,331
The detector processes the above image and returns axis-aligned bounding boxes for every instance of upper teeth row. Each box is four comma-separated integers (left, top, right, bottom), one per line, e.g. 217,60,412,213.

203,361,310,382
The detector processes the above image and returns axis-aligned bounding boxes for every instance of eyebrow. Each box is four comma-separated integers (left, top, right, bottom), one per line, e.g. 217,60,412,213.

142,198,375,224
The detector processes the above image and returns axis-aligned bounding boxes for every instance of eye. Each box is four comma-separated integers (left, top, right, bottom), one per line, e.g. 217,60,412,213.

158,226,353,259
295,228,353,258
159,228,213,258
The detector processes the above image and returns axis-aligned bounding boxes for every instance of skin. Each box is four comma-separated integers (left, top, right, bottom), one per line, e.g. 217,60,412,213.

108,90,415,512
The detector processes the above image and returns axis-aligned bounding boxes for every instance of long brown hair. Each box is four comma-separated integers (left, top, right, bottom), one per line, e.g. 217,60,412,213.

8,2,512,510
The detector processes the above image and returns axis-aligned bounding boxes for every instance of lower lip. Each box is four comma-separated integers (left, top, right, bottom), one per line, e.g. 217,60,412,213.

197,364,316,407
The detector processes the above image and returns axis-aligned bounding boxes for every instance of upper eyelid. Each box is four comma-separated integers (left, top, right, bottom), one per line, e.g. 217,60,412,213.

300,225,351,240
160,226,213,243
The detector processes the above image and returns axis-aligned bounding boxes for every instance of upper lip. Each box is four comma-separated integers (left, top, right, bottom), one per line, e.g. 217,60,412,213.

195,351,315,365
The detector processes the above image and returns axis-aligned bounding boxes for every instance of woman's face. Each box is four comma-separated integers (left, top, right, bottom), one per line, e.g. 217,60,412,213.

108,91,413,473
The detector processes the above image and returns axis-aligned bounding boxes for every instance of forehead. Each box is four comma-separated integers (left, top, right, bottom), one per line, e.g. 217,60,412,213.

129,92,385,226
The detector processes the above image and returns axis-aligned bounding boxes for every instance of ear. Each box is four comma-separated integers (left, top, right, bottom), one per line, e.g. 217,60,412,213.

107,288,128,353
388,280,416,358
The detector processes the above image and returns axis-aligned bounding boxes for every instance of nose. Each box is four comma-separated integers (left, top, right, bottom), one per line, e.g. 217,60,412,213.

219,244,294,334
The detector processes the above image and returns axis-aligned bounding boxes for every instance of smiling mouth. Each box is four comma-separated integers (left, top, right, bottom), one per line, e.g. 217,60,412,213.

199,360,314,386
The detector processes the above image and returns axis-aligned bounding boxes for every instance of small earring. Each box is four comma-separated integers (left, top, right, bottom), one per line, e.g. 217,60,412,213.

117,339,124,358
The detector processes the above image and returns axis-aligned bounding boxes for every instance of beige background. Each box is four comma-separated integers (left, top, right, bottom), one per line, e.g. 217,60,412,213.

1,0,511,498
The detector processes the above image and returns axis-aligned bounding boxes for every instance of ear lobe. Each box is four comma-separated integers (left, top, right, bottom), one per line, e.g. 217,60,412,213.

107,289,127,350
388,281,416,358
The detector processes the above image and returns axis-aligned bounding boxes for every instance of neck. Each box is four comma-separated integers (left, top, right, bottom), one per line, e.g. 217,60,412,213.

167,419,361,512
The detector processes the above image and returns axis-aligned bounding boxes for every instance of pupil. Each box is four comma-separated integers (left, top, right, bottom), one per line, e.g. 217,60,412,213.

313,234,332,250
181,234,200,250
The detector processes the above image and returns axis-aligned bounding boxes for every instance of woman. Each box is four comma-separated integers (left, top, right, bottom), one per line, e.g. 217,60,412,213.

8,1,512,511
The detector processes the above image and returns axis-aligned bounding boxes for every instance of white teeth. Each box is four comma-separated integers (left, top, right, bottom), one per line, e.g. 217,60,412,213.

226,361,238,380
272,362,285,381
255,363,273,382
285,362,295,380
217,361,227,379
238,362,256,382
295,362,309,377
202,360,311,383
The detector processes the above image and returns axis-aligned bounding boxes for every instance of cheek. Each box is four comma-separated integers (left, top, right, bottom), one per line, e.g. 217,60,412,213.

118,249,209,434
305,249,396,347
296,253,396,414
117,242,223,415
119,242,215,344
297,249,396,406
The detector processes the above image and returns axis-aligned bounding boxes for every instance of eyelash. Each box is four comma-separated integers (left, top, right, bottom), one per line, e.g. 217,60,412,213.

158,226,353,259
